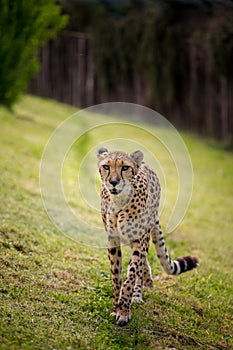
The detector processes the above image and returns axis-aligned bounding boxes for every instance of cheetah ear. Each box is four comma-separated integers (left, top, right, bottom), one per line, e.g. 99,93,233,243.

97,147,108,159
130,150,144,166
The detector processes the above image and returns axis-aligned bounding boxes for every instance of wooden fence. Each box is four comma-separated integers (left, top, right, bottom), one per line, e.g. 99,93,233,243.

29,31,233,142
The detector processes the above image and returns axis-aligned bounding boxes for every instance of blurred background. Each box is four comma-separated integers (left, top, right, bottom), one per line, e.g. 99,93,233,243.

1,0,233,143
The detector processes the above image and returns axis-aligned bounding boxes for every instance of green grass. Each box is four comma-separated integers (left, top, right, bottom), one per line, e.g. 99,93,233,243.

0,95,232,349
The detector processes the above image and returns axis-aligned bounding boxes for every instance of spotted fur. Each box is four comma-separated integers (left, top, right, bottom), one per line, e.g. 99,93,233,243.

97,148,198,326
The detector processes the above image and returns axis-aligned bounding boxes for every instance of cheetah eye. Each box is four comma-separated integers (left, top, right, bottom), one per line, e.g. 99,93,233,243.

103,164,110,171
122,165,130,171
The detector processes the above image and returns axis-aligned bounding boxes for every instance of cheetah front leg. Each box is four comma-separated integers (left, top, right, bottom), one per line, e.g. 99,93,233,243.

131,249,145,304
132,255,154,303
107,242,122,316
116,240,141,326
142,234,154,290
142,257,154,290
132,233,153,304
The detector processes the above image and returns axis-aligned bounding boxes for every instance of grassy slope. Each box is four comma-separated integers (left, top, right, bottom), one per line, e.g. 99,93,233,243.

0,96,232,350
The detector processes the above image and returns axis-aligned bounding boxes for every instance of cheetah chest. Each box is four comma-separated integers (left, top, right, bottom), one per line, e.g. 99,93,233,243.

105,191,148,243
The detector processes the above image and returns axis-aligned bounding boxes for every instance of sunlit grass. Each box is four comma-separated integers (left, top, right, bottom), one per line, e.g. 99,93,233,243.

0,95,232,349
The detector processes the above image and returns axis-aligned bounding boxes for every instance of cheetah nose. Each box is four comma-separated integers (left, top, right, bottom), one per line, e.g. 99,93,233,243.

109,179,119,187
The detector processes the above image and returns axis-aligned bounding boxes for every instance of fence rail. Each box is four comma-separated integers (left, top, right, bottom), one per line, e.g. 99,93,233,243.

29,31,233,142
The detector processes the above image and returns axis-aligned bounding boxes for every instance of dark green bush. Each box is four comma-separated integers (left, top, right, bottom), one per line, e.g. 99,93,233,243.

0,0,67,107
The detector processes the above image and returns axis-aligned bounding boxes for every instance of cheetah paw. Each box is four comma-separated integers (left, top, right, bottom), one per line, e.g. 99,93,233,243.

132,295,144,304
143,279,154,290
116,311,131,326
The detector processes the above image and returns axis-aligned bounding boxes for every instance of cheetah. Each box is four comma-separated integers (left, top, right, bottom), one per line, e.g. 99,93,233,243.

97,148,198,326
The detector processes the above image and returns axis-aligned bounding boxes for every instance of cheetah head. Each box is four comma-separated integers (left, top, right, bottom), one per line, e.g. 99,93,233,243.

97,148,143,195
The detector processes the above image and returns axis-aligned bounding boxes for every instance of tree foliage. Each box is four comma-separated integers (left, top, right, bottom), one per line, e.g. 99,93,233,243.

61,0,233,107
209,7,233,79
92,3,188,106
0,0,67,107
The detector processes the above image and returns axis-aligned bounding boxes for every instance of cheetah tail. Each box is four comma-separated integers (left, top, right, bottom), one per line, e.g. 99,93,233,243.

151,225,199,275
